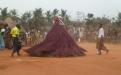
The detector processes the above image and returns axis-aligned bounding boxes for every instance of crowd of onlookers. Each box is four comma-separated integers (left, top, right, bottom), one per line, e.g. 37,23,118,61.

0,23,121,50
0,23,12,49
67,25,121,43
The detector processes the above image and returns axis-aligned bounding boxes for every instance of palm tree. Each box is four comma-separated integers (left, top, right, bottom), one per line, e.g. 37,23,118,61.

0,7,9,20
9,9,17,17
116,12,121,26
60,9,67,20
60,9,71,25
65,15,71,25
53,9,59,17
33,8,43,18
9,9,21,23
45,10,52,22
21,11,32,30
33,8,45,30
0,8,2,19
45,10,52,25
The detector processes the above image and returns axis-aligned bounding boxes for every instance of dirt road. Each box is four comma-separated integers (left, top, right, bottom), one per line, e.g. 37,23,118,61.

0,42,121,75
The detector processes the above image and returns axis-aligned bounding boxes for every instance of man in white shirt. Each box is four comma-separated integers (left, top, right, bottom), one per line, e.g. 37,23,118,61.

98,27,104,38
96,24,109,55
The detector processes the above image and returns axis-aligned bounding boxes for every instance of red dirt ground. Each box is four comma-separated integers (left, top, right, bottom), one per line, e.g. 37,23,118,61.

0,42,121,75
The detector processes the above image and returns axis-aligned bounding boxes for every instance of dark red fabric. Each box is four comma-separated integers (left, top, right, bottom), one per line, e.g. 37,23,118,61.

26,24,86,57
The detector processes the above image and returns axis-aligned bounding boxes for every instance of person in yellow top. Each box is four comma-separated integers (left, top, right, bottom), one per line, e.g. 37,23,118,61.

11,25,21,57
11,26,19,37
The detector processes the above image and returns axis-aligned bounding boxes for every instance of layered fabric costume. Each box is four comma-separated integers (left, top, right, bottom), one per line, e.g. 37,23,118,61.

26,17,86,57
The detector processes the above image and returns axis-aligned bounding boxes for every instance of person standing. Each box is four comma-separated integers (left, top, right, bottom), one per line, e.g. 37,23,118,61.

4,24,12,49
0,26,5,49
96,24,109,55
11,25,21,57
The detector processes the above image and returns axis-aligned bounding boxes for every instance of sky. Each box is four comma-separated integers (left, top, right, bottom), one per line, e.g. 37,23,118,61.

0,0,121,20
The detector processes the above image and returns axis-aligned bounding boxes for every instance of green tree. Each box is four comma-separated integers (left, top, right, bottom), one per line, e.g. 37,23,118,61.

115,12,121,26
9,9,21,23
0,7,9,20
60,9,71,25
21,11,32,30
32,8,45,31
53,9,59,17
60,9,67,20
45,10,52,24
85,13,94,26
